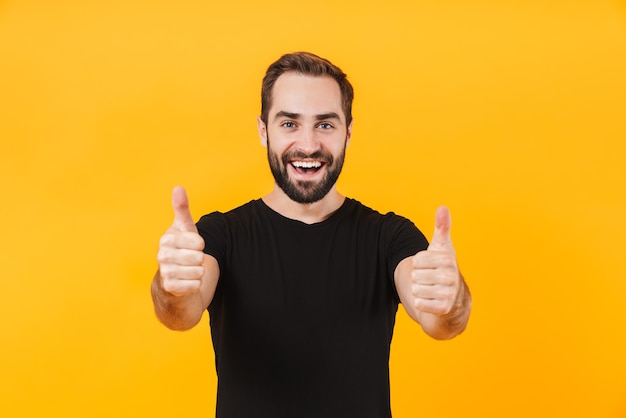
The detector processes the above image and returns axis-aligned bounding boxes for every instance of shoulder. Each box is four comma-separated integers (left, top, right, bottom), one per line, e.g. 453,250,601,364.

344,197,429,246
345,198,416,227
196,200,263,235
197,200,260,223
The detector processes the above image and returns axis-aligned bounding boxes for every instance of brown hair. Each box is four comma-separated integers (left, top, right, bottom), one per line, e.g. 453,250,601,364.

260,52,354,126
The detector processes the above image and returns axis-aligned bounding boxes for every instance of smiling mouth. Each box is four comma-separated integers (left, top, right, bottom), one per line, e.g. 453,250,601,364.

290,160,324,174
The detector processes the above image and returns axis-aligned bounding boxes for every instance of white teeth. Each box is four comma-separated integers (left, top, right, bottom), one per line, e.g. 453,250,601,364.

292,161,322,169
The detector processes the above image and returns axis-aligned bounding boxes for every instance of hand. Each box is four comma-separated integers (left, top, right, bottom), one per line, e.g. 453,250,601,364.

411,206,462,316
157,186,205,297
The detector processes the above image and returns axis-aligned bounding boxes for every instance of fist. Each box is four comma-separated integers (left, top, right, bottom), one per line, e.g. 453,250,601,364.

411,206,462,316
157,186,205,296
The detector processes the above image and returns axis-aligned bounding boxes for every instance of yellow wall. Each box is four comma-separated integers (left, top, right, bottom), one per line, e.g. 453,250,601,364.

1,1,625,416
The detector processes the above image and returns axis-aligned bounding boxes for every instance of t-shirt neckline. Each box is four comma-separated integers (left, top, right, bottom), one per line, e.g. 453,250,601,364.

255,198,354,227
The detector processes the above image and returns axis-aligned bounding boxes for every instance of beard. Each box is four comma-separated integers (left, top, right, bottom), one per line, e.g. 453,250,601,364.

267,136,347,204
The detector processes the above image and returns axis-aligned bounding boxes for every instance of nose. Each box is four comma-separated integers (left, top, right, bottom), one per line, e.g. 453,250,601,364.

296,127,320,155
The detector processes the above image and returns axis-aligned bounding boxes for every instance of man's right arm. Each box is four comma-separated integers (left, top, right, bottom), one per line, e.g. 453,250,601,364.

151,186,220,331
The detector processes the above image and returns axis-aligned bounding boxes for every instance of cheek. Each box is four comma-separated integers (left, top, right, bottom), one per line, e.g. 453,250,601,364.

267,142,287,160
327,136,348,155
266,131,290,150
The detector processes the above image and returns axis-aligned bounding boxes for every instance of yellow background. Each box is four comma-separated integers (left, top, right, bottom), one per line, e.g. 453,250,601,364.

1,0,625,416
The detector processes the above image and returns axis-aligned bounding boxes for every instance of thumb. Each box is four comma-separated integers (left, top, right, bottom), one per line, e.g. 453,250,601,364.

171,186,197,232
429,206,452,249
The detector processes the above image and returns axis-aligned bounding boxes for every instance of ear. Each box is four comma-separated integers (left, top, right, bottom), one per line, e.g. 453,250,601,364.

257,116,268,147
346,120,353,147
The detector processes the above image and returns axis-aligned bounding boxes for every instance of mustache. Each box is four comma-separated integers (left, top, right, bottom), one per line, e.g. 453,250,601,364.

282,150,333,165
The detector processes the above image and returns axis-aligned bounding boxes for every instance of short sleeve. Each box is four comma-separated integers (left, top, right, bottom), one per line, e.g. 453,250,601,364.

383,214,429,281
196,211,229,272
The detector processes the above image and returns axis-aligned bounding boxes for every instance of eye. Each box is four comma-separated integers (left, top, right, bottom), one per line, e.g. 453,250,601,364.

318,122,333,129
281,121,296,129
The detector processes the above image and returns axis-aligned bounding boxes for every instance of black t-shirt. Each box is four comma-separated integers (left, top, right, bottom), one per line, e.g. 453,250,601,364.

197,198,428,418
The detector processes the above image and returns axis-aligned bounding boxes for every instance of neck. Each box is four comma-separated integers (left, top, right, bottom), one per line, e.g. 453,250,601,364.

262,185,345,225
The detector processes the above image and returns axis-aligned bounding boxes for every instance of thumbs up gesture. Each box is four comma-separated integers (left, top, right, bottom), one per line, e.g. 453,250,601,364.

411,207,463,316
156,186,206,297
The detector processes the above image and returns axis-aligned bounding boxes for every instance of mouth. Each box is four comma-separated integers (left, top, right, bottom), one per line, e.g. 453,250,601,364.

289,160,325,175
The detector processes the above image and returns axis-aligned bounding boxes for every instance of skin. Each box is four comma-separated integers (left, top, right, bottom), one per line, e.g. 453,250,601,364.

258,72,352,223
395,206,472,339
151,72,471,339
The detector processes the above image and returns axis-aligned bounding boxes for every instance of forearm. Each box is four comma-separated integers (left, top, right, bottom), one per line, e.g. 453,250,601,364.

151,270,207,331
418,276,472,340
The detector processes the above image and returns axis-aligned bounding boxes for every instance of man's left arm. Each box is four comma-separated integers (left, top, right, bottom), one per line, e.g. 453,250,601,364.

394,207,472,340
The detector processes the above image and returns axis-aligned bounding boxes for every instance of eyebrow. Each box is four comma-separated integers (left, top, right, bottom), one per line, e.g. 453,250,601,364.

315,112,341,121
273,111,341,122
274,111,300,120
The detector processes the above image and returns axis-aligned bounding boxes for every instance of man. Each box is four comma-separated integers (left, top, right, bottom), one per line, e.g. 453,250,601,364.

152,52,471,417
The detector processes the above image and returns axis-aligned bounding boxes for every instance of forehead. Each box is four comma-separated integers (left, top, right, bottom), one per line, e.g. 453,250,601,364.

270,72,344,120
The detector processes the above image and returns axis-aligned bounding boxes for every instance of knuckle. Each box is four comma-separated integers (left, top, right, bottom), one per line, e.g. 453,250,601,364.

412,252,426,267
157,248,172,264
414,298,430,311
162,280,184,296
433,300,448,315
439,270,457,286
196,266,205,279
159,266,175,280
159,233,174,247
190,234,205,251
193,251,205,265
161,279,176,293
442,254,457,268
411,284,420,297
